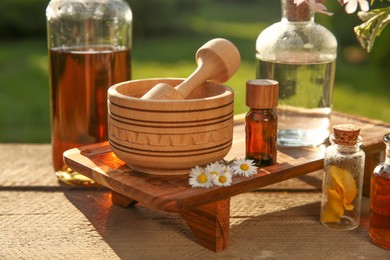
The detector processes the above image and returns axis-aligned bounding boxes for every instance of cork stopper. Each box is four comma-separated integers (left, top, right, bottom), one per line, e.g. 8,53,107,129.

284,0,312,22
246,79,278,109
332,124,361,145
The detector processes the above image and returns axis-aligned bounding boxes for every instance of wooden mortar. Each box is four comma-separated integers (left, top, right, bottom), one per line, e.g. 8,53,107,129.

108,78,234,175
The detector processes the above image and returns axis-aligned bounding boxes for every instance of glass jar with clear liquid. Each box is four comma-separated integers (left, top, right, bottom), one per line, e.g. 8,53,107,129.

46,0,132,185
256,0,337,147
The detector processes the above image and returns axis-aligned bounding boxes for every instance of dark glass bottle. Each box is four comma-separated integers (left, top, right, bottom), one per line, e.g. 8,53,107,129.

370,133,390,250
245,79,278,167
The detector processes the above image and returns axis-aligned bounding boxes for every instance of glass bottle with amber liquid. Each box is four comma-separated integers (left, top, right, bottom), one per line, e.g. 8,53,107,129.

321,124,365,230
370,133,390,250
46,0,132,185
245,79,278,167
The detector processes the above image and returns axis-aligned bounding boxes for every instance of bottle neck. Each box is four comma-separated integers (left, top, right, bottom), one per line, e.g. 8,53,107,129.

281,0,314,22
250,108,274,112
385,143,390,165
46,0,132,48
333,143,361,154
384,134,390,164
330,135,362,153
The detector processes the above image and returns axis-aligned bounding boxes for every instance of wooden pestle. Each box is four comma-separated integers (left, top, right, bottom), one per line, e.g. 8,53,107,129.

141,38,241,100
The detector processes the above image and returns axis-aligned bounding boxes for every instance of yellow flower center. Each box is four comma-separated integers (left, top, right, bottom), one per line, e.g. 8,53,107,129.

211,171,218,175
219,175,227,183
197,173,208,183
240,163,249,171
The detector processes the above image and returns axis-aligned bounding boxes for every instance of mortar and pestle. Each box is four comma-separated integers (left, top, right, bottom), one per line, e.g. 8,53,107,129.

108,38,241,175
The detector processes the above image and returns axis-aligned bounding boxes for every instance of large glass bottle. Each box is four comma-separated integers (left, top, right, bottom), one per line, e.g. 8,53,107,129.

46,0,132,185
320,124,365,230
370,133,390,250
256,0,337,147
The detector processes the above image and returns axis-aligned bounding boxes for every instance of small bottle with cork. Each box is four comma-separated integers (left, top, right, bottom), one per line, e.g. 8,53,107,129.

370,133,390,250
245,79,278,167
320,124,365,230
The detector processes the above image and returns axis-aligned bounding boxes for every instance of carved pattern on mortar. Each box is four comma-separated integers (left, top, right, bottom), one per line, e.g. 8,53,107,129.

109,125,232,147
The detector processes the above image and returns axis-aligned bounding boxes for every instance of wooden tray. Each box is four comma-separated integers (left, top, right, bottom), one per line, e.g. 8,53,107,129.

64,112,389,252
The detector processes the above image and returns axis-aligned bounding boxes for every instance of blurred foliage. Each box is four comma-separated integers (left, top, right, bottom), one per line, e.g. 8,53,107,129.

1,0,388,68
0,0,206,39
0,0,388,142
0,0,47,38
317,0,390,68
129,0,205,37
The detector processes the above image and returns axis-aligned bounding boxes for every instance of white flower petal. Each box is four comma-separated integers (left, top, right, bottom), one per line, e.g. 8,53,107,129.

358,0,369,12
345,0,358,14
231,158,258,177
205,162,225,176
189,166,213,188
294,0,307,5
213,170,232,187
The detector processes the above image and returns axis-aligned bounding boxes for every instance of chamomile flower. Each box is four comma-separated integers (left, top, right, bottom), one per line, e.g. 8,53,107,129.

189,165,213,188
212,165,232,187
205,162,226,176
231,158,258,177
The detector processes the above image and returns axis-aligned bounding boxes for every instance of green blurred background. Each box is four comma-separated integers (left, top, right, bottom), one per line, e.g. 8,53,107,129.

0,0,389,143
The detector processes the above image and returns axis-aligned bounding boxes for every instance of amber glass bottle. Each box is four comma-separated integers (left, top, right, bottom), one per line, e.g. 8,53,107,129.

245,79,278,167
370,133,390,250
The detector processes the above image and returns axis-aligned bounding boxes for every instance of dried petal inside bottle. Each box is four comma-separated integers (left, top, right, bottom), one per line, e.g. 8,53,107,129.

330,165,357,208
322,166,357,222
321,189,345,223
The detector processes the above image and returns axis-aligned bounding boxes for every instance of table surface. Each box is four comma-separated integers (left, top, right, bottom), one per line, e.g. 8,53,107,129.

1,115,390,258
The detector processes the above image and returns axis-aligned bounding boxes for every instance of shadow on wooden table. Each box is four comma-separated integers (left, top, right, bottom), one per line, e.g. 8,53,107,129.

63,189,387,259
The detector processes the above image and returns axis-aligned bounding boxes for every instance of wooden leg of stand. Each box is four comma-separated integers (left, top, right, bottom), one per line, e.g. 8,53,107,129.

179,198,230,252
111,191,137,207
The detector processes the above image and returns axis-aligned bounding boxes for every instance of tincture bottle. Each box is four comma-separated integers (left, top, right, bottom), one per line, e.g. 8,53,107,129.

321,124,365,230
256,0,337,147
370,133,390,250
46,0,132,185
245,79,278,167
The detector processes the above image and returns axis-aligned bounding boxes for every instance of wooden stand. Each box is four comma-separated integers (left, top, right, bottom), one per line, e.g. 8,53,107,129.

109,189,230,251
64,112,389,252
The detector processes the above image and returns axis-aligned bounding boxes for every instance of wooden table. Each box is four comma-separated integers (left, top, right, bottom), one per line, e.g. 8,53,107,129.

61,112,390,254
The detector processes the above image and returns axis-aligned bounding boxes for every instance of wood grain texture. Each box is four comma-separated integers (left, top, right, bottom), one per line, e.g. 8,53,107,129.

0,191,118,259
64,112,389,212
3,141,390,257
179,199,230,252
63,142,323,213
2,190,390,258
108,78,234,175
111,191,137,208
142,39,240,100
63,112,389,251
